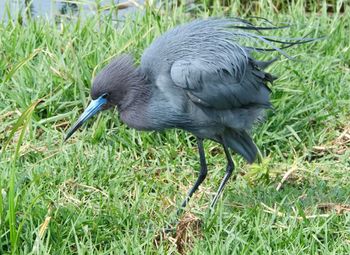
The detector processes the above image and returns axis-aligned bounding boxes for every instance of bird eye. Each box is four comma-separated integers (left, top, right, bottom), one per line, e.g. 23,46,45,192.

102,93,109,99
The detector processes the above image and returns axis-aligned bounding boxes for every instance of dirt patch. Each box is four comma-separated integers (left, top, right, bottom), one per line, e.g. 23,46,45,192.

175,213,203,254
154,213,203,254
318,203,350,214
310,125,350,161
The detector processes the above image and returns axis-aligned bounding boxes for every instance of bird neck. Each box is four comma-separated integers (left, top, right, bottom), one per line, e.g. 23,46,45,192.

118,67,150,112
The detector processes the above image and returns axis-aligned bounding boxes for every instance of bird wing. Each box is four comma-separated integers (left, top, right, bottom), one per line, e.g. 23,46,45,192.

170,56,275,110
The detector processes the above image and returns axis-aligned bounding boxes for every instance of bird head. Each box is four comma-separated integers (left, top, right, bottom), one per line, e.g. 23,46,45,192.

65,54,140,141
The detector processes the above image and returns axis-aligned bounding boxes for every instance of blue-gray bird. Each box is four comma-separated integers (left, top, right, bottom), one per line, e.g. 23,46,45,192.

65,18,314,211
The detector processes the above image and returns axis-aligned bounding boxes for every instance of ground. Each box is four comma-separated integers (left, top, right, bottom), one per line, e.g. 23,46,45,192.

0,0,349,254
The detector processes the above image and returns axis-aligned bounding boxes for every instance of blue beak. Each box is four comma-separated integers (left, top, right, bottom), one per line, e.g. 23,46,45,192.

65,95,107,141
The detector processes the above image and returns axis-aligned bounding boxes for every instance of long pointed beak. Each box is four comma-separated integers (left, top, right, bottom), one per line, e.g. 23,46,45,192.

65,95,107,141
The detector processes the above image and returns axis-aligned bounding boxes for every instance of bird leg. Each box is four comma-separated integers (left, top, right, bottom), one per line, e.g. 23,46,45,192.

177,137,207,215
210,140,235,209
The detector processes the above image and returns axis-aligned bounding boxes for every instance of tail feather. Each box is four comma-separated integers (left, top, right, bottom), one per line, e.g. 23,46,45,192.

223,129,258,163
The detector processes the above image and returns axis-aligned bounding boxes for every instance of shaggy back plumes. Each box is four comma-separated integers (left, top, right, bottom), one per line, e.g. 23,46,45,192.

142,18,313,82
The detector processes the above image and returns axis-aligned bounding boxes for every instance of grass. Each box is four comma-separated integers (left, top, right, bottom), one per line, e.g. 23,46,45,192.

0,0,349,254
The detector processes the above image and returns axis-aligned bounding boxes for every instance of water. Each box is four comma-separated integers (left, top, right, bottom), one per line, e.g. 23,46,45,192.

0,0,143,21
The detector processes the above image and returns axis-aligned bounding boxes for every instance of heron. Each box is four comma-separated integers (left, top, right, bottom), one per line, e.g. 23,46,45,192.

65,18,314,213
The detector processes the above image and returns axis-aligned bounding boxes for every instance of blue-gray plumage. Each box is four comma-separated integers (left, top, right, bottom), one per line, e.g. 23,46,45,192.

65,18,315,212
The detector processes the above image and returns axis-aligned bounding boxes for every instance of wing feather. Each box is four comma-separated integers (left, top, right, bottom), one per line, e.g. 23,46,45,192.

170,57,274,110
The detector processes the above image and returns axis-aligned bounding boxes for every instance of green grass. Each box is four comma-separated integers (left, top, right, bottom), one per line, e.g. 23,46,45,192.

1,0,349,254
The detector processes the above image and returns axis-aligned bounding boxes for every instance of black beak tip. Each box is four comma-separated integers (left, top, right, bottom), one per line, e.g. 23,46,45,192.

64,133,71,142
64,128,77,142
64,135,70,142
